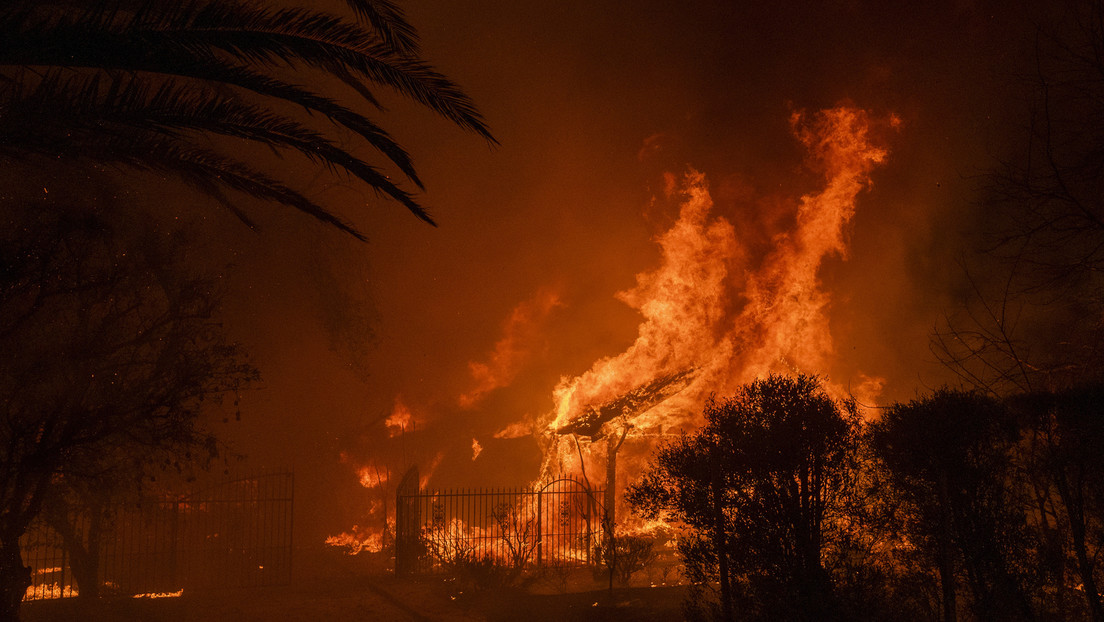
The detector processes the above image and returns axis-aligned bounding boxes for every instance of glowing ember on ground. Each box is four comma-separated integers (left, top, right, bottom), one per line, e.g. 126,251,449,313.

132,589,184,599
23,583,77,601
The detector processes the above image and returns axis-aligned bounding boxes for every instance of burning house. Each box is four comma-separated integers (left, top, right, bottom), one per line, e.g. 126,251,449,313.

331,105,899,557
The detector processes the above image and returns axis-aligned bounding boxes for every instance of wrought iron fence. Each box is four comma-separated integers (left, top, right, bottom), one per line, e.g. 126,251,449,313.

21,471,293,601
395,473,605,575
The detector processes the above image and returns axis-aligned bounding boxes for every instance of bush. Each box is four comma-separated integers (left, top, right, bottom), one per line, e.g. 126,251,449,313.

593,534,657,586
449,554,518,591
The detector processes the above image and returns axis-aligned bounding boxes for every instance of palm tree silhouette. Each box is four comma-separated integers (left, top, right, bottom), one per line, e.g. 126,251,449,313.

0,0,495,239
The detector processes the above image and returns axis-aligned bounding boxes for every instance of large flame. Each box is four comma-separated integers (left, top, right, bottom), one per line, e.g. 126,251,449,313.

329,105,896,553
542,105,895,490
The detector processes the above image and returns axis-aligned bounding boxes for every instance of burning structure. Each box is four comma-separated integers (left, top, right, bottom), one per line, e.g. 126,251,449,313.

535,106,895,527
331,104,898,553
551,368,697,526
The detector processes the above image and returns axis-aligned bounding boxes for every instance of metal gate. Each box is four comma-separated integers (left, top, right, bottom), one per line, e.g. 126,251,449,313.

395,473,604,574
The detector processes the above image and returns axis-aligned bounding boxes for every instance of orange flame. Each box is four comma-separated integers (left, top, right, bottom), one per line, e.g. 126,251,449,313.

541,105,895,492
326,526,386,555
384,396,421,437
329,105,896,552
494,421,532,439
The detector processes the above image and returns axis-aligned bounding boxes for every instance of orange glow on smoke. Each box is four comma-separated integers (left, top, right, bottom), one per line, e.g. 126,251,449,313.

459,286,563,408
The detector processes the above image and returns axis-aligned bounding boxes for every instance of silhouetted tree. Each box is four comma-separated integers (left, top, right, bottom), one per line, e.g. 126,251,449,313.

0,0,495,239
37,478,116,600
927,6,1104,614
1012,384,1104,621
869,389,1036,622
0,204,256,620
933,0,1104,394
627,374,861,621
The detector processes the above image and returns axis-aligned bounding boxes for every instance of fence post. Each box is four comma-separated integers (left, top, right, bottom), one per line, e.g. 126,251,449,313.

395,488,405,574
394,466,420,575
536,488,543,566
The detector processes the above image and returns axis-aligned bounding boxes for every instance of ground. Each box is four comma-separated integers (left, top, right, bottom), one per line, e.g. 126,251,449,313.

20,550,689,621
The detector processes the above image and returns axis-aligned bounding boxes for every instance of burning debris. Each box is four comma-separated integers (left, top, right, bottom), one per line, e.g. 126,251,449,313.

554,368,697,438
554,367,698,527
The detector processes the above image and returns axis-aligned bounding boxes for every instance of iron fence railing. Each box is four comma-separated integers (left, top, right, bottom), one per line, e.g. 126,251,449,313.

395,476,605,574
20,471,293,601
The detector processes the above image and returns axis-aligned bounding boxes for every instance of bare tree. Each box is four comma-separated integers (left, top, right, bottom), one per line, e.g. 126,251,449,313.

491,501,538,572
935,0,1104,394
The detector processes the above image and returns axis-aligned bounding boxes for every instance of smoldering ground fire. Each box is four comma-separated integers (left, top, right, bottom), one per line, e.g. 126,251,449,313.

330,104,897,552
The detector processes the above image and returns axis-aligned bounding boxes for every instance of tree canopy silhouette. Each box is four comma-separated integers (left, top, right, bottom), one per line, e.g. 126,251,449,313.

627,374,861,621
0,0,495,240
869,389,1036,622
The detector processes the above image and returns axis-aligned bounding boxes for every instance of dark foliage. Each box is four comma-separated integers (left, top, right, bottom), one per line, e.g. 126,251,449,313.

0,0,495,239
591,533,657,587
627,374,862,621
869,389,1038,621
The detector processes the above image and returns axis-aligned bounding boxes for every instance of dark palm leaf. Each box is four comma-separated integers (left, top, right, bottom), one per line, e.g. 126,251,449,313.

0,2,493,140
0,72,435,226
342,0,419,56
0,0,494,237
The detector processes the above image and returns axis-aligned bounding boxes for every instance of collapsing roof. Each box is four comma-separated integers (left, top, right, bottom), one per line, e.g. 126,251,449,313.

554,367,696,438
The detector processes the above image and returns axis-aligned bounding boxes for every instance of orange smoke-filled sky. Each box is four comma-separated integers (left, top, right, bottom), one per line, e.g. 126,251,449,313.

172,0,1051,543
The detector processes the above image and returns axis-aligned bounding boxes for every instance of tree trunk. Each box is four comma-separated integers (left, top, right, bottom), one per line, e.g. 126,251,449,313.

603,427,630,590
711,460,733,621
48,511,101,599
938,472,958,622
1054,468,1104,621
0,528,31,622
604,436,617,533
603,427,629,531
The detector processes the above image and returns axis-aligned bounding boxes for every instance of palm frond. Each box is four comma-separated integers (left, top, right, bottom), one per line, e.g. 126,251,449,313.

117,137,374,240
0,0,494,238
1,95,350,238
342,0,419,56
1,72,442,231
0,1,496,143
